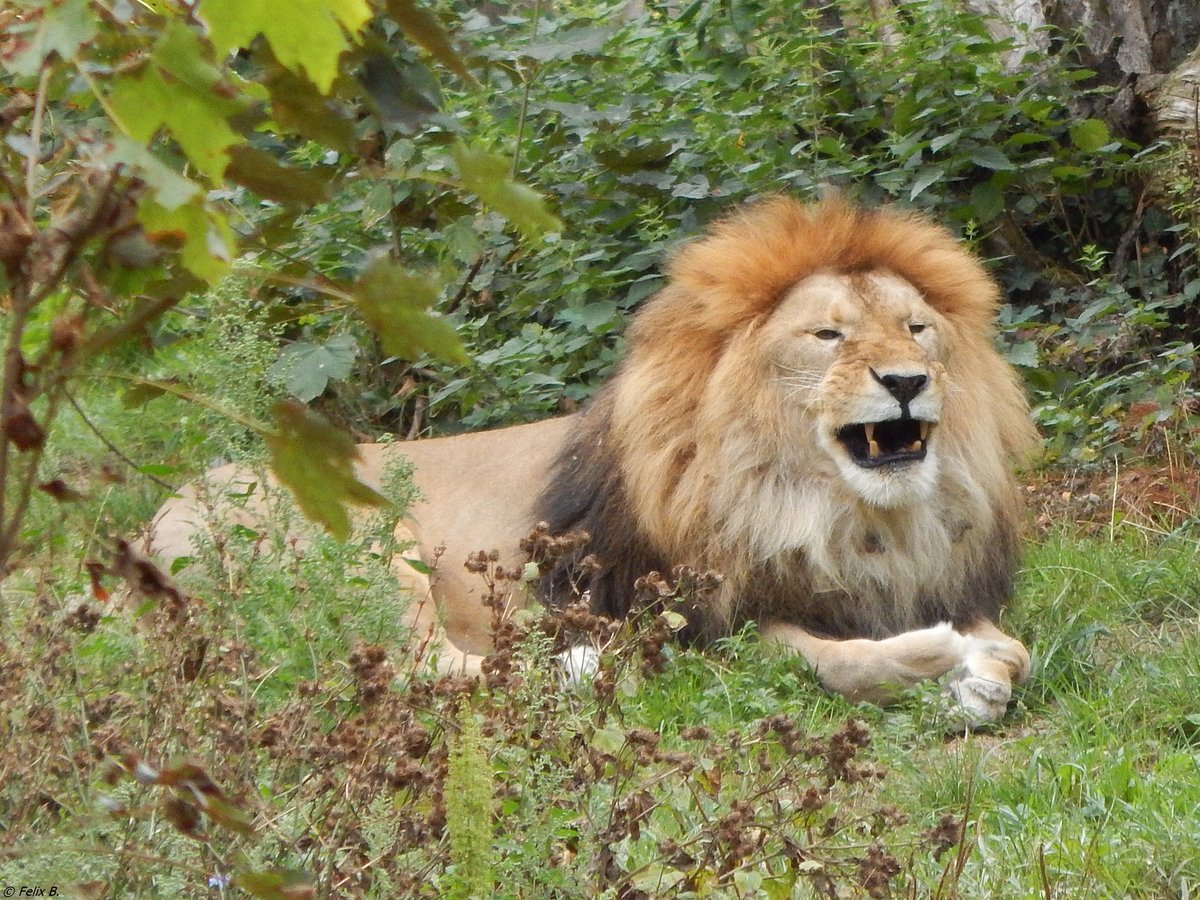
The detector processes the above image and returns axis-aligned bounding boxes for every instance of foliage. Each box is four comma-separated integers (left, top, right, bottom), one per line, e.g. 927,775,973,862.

0,0,558,568
444,706,495,899
341,0,1161,432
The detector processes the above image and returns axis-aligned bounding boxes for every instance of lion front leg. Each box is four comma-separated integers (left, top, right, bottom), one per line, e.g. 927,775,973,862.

761,619,1027,724
386,527,485,678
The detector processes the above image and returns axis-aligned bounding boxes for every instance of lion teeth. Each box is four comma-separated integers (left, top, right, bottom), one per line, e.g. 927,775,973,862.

919,421,931,440
862,423,882,458
906,440,924,453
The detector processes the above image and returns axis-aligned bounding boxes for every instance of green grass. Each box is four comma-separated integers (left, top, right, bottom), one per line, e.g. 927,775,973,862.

4,473,1200,897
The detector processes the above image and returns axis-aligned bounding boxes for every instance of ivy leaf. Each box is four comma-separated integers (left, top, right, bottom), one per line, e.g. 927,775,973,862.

385,0,478,86
452,143,561,241
107,24,243,182
199,0,371,92
353,260,468,365
269,335,358,402
266,401,387,541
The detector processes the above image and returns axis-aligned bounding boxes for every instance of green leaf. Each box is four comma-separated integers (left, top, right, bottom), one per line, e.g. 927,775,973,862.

108,136,203,210
137,195,234,283
225,146,330,207
451,143,561,241
404,557,433,575
969,145,1015,171
5,0,98,75
199,0,371,92
385,0,477,85
234,868,317,900
269,335,358,402
122,378,181,409
260,62,355,150
1003,339,1039,368
908,165,945,202
1069,118,1110,153
630,866,686,892
360,54,441,135
266,401,388,540
353,260,468,365
969,180,1005,223
590,727,626,755
671,174,710,199
929,130,962,154
520,27,611,62
107,24,244,182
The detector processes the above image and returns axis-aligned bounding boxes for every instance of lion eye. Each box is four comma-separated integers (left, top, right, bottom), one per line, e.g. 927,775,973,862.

909,323,928,335
813,329,843,341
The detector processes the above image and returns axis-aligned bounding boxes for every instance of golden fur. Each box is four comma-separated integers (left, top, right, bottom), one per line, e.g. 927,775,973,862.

150,197,1036,723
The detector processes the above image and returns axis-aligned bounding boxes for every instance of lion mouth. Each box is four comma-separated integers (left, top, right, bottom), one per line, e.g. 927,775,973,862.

835,418,933,469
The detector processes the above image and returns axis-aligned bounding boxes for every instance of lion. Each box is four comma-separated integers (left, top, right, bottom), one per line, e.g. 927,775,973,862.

149,197,1036,723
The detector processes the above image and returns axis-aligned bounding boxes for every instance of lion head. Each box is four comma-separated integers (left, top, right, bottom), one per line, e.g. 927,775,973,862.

538,197,1036,643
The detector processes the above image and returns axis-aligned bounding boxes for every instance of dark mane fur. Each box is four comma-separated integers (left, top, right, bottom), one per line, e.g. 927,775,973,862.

533,391,675,624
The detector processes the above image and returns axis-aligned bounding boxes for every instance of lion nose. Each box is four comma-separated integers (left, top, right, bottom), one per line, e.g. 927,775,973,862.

870,370,928,405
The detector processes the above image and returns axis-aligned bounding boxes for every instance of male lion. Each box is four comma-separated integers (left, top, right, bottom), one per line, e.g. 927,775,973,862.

150,197,1036,723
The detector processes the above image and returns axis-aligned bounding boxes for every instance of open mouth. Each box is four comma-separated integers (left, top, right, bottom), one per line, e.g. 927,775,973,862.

835,418,933,469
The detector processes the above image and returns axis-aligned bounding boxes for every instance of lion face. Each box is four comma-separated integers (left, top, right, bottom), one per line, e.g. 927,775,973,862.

766,271,948,508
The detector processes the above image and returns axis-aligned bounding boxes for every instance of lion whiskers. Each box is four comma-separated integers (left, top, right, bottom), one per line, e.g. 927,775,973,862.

778,375,823,405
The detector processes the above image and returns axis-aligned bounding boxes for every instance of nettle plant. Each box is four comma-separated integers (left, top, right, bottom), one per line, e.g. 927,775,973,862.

0,0,558,567
324,0,1134,430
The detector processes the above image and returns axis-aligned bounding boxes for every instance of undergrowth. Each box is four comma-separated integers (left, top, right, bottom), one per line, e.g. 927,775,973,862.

4,491,1200,897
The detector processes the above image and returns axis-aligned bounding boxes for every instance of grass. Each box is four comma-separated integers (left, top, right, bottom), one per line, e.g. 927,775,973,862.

3,386,1200,897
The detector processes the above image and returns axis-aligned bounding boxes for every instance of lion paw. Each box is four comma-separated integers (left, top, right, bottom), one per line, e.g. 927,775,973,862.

943,668,1012,726
557,644,600,685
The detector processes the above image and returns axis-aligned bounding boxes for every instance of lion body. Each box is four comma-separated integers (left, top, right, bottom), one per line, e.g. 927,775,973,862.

149,198,1036,722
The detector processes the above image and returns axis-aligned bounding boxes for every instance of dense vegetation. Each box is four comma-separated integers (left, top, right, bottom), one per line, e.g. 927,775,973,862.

2,0,1199,897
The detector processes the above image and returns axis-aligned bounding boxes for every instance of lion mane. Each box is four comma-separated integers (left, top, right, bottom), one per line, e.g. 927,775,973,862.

536,197,1036,645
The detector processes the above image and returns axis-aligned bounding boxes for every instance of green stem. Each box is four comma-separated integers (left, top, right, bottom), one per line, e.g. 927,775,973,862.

106,373,276,438
510,0,544,179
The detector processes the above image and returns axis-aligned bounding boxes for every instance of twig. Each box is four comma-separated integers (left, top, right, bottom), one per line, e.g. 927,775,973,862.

24,64,51,220
0,387,66,563
444,252,488,315
64,388,178,492
405,394,427,440
29,169,125,308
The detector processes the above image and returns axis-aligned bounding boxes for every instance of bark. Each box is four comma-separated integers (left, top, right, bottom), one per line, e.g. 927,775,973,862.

1040,0,1200,141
